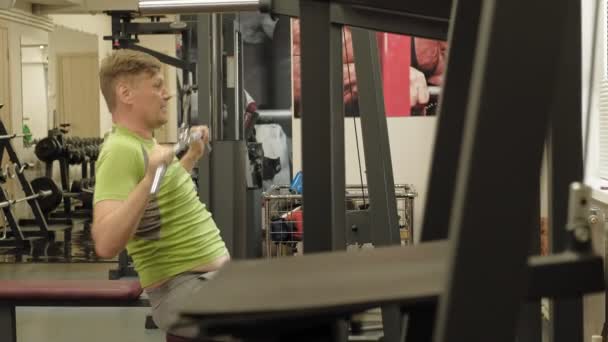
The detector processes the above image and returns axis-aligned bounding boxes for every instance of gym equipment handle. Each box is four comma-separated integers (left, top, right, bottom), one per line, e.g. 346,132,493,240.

150,131,202,195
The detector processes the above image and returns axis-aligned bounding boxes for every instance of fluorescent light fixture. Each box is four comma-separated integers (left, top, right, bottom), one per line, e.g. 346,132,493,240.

139,0,261,14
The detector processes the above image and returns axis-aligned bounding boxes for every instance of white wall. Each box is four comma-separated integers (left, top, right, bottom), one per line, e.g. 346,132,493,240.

21,45,48,139
137,31,179,142
292,116,437,242
6,20,49,146
583,0,602,188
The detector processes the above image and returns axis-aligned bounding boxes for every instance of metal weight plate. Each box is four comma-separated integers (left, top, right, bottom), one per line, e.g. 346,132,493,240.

30,177,63,213
34,137,62,163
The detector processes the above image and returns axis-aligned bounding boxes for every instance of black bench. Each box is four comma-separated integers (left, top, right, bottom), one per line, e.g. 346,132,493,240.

0,280,149,342
176,241,604,341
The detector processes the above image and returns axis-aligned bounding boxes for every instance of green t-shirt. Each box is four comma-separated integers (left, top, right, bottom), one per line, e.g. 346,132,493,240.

93,125,228,287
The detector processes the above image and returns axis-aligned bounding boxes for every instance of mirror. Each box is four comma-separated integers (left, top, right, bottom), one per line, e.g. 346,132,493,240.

48,26,99,138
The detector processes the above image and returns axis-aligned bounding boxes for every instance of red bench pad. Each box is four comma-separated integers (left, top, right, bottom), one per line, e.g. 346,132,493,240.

0,280,142,301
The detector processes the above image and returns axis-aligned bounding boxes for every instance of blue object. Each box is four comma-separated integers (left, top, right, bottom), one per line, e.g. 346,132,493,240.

290,171,303,194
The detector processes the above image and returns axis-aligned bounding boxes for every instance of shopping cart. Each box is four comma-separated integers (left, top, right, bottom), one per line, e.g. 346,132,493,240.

261,184,417,258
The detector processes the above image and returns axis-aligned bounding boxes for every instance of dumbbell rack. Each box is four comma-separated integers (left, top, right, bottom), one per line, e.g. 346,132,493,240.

0,120,52,252
48,137,98,221
32,133,100,224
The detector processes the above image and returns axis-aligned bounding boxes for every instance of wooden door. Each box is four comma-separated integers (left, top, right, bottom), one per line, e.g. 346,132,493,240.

57,53,100,137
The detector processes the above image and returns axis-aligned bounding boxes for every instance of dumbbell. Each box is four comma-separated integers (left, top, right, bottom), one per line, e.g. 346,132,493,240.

71,177,95,193
35,136,63,163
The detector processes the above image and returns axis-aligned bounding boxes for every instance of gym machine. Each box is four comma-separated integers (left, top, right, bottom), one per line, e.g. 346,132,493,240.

126,1,604,342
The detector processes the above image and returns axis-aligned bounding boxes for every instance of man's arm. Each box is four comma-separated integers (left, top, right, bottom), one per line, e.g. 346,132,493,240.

180,150,202,173
92,176,154,258
92,144,175,259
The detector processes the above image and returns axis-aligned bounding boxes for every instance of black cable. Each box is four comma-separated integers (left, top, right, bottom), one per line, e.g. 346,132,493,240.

343,28,367,206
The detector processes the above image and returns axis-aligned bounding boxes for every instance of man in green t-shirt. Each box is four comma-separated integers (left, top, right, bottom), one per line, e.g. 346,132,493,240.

93,49,230,340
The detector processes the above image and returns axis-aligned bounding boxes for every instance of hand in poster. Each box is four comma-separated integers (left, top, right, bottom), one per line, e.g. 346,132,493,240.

410,67,429,107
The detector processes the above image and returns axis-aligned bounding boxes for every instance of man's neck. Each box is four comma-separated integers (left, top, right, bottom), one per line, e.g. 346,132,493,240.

113,113,153,139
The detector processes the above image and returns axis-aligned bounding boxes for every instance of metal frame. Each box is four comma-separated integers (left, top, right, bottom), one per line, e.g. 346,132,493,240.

300,0,346,254
349,27,402,342
420,0,481,242
104,11,197,82
197,14,213,206
545,1,584,341
270,0,450,39
0,120,50,243
434,1,571,341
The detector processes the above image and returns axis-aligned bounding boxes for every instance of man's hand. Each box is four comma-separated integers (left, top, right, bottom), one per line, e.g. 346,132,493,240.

410,67,430,107
188,125,210,159
145,144,175,179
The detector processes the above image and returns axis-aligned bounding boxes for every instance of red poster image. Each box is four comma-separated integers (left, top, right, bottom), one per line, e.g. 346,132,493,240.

292,19,447,117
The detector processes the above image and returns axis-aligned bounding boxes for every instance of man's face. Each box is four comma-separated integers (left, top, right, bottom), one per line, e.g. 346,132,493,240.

129,71,171,129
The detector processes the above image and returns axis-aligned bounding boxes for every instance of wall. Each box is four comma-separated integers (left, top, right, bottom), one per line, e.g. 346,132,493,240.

47,25,97,130
48,14,113,136
20,45,48,139
292,116,436,241
137,31,179,143
48,14,179,141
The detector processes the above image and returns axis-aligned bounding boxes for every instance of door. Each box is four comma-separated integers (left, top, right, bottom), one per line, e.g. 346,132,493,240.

57,53,100,137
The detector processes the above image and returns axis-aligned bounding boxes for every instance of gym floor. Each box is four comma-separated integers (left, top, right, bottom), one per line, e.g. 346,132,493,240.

0,219,109,263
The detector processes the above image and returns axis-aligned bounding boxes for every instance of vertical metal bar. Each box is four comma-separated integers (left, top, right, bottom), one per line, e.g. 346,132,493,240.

236,28,244,140
546,1,583,342
180,27,191,126
517,181,542,342
211,142,248,258
211,13,224,141
433,1,569,341
0,305,16,342
350,28,399,246
246,188,263,258
182,28,191,87
405,304,436,342
300,0,346,254
60,157,71,217
420,0,483,242
223,14,238,141
0,187,24,244
350,27,401,342
197,14,212,206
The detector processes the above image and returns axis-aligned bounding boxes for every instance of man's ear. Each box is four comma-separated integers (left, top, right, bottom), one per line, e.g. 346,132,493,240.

116,81,134,105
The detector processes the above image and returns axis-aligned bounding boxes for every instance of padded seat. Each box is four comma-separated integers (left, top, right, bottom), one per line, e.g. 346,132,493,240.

0,280,147,342
0,280,142,301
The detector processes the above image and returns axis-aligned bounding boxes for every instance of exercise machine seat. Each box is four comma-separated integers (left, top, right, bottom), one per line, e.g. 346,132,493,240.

0,280,142,300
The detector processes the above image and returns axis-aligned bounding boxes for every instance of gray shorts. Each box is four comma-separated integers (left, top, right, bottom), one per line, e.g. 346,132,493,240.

147,272,214,339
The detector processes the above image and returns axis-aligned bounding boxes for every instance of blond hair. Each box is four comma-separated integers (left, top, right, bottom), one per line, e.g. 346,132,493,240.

99,50,162,112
